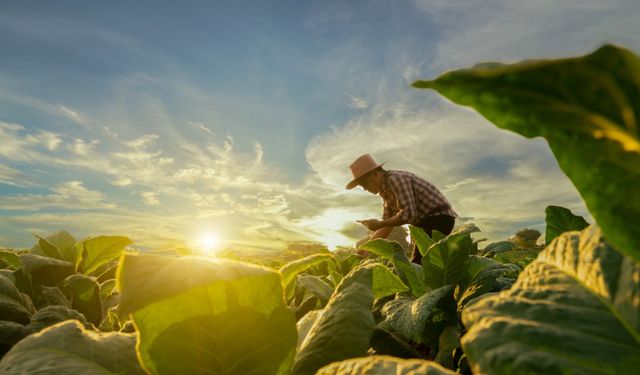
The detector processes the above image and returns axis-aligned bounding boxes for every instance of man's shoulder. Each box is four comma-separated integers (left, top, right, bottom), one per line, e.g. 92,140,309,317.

388,169,414,178
388,170,434,187
388,170,420,182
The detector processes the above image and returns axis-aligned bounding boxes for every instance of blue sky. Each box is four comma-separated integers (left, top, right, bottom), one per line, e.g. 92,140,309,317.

1,0,639,252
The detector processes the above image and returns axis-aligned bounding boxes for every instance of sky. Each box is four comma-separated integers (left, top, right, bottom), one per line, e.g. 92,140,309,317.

1,0,639,253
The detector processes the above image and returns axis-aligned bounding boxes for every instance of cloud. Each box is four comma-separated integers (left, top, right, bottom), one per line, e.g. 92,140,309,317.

348,96,368,109
0,181,115,211
0,164,34,187
58,105,87,125
141,191,159,205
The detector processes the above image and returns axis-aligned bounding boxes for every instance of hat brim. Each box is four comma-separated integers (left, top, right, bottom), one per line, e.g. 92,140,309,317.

345,161,387,190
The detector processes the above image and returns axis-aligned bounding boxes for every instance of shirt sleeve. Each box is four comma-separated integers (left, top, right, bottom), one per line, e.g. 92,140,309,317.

389,174,418,223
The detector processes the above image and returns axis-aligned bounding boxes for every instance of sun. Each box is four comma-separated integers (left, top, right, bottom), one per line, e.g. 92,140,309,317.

198,233,220,255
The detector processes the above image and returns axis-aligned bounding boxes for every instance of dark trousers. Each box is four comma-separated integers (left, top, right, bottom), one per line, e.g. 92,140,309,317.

411,215,455,264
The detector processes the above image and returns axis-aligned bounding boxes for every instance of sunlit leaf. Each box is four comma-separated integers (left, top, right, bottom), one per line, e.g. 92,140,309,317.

461,225,640,374
294,267,375,375
76,236,132,275
414,44,640,261
117,253,296,375
316,355,456,374
0,320,144,374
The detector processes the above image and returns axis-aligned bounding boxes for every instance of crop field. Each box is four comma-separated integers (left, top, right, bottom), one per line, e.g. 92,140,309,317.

1,45,638,374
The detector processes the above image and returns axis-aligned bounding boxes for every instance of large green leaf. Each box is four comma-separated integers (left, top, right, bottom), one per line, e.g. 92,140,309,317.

421,233,472,290
29,231,77,262
456,256,519,311
0,320,144,374
434,326,461,370
117,253,297,375
379,285,453,344
280,253,333,288
409,225,437,256
63,274,102,325
0,250,20,270
76,236,132,275
545,205,590,244
461,225,640,374
414,44,640,261
298,275,334,304
316,355,456,375
362,239,427,297
293,267,376,375
0,274,34,324
40,286,71,308
369,263,409,299
0,321,30,357
27,305,90,332
18,254,75,287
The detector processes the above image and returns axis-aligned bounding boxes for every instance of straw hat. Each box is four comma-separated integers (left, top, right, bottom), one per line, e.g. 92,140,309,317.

345,154,387,190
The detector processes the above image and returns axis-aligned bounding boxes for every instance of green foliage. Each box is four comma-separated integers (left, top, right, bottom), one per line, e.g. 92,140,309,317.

409,226,436,256
63,274,102,325
456,256,519,311
462,225,640,374
0,250,20,270
0,320,144,374
494,248,540,269
421,233,472,290
0,274,35,325
434,326,461,370
316,355,456,374
481,240,515,255
30,231,77,262
545,205,590,244
369,263,409,299
379,286,453,344
117,253,297,375
280,253,333,289
414,44,640,262
294,266,375,375
362,240,427,297
75,236,132,275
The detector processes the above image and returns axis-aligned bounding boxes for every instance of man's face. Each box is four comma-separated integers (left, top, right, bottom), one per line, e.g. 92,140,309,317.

359,171,380,194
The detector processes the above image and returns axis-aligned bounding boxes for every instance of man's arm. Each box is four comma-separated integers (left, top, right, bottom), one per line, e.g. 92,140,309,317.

369,226,393,240
358,211,409,232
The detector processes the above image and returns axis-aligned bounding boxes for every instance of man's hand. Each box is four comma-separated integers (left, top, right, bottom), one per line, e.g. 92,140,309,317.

357,219,383,231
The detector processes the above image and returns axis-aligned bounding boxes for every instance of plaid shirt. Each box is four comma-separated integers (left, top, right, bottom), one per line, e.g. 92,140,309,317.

380,170,457,225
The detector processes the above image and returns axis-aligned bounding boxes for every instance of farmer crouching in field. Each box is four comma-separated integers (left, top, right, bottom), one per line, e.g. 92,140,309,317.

346,154,457,264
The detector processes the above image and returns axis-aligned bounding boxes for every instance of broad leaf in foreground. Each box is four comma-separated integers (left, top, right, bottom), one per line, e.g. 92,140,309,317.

0,320,144,374
294,267,375,375
414,44,640,261
316,355,456,375
117,253,296,375
461,225,640,374
545,205,589,244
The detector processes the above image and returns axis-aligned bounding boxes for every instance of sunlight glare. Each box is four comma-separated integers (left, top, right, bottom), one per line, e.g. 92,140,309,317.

198,233,220,255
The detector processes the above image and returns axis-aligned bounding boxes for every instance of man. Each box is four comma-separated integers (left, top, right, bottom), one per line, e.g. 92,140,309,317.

346,154,457,263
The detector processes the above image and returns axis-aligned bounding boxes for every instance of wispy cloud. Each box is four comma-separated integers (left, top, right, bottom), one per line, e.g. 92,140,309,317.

0,181,115,211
